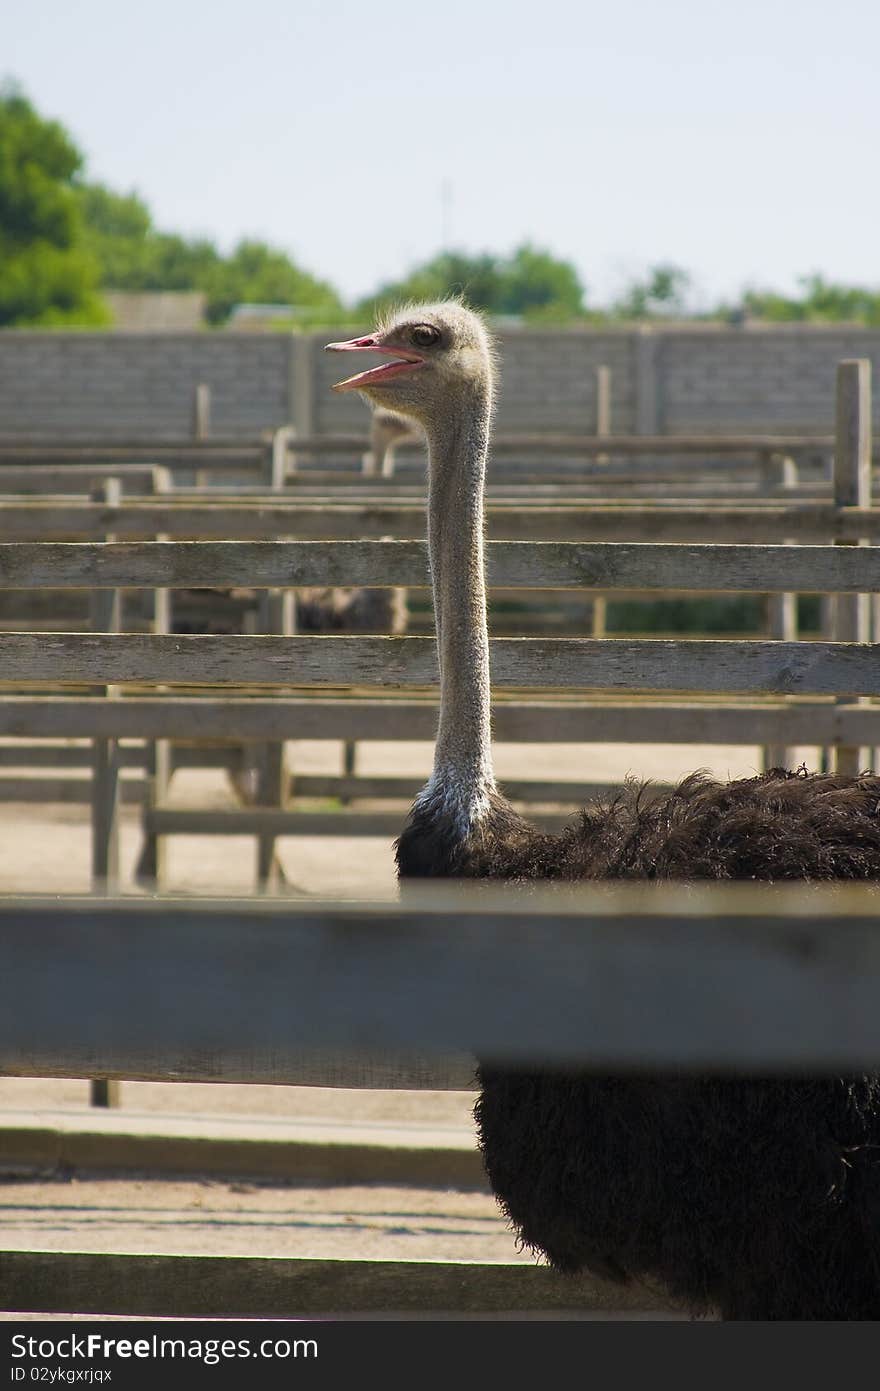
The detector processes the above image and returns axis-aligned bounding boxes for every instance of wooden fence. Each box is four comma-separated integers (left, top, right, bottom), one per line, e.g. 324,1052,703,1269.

0,359,876,888
0,426,856,491
2,531,879,884
3,881,880,1315
1,360,880,1316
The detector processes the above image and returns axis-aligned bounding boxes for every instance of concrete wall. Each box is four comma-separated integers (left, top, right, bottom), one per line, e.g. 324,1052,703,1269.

1,324,878,441
657,329,880,434
0,333,290,439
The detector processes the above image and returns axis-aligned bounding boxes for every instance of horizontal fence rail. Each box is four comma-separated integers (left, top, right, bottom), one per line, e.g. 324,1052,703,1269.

0,485,826,504
0,1251,675,1319
2,633,880,695
4,887,880,1081
0,442,266,463
0,695,878,744
4,539,880,592
0,465,166,493
0,431,843,457
5,500,880,542
299,432,838,456
140,807,571,837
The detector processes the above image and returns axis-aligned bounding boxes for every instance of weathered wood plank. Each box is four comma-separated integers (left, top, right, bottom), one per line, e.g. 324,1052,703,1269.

0,1249,678,1317
0,480,833,505
0,430,838,457
88,478,122,899
0,694,871,744
0,775,143,804
6,539,880,593
0,742,256,770
469,431,836,457
177,483,829,500
4,888,880,1077
0,744,95,767
280,467,823,486
5,501,880,543
143,808,574,835
268,479,833,498
3,632,880,696
284,774,673,803
0,442,266,462
0,465,161,493
0,778,437,811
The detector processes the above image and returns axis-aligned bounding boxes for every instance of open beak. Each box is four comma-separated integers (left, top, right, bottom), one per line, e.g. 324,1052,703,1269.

324,334,425,392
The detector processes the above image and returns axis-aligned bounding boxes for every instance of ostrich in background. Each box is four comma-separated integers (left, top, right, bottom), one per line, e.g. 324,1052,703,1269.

326,302,880,1321
294,405,416,632
172,581,407,638
173,404,415,638
294,583,407,635
365,406,423,477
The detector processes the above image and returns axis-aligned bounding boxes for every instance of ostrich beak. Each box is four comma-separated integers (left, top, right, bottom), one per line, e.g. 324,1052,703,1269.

324,335,425,392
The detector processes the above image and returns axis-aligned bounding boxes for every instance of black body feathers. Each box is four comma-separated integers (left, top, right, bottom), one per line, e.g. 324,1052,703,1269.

396,768,880,1319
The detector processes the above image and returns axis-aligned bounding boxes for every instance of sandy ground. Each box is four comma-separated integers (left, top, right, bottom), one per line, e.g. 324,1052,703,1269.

0,1173,520,1263
0,733,816,1308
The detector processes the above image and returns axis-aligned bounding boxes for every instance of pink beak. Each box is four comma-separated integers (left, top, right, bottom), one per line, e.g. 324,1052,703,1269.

324,334,381,353
324,334,425,392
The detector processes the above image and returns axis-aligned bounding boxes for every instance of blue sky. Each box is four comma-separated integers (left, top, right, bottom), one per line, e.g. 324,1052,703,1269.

6,0,880,308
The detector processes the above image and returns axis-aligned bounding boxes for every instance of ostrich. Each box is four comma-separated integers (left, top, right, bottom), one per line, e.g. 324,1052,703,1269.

294,583,408,635
296,403,414,631
297,403,415,633
327,301,880,1321
172,584,407,637
366,406,423,477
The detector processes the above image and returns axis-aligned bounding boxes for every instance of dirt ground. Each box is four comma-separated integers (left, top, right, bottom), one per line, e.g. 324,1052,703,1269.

0,733,812,1311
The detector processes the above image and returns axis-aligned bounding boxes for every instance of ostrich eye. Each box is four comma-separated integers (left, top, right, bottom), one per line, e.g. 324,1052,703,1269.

411,324,441,348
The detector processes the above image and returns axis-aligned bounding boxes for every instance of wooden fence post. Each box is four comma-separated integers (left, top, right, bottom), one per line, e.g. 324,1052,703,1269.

340,736,358,806
590,366,612,636
595,364,611,447
634,329,658,435
831,360,872,776
254,588,296,889
290,333,314,472
269,425,297,488
89,477,122,1109
762,452,799,771
192,382,211,440
135,468,173,888
89,478,122,892
192,382,211,488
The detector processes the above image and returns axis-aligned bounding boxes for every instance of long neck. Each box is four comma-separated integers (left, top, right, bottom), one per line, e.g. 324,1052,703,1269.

422,381,496,825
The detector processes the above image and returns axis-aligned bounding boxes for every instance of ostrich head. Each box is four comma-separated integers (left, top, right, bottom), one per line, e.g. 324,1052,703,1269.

325,300,495,428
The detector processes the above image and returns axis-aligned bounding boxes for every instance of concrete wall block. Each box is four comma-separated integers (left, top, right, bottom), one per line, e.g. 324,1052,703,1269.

1,327,878,440
0,332,291,439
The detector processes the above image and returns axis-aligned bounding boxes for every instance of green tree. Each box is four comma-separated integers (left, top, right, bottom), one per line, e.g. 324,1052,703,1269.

359,251,502,317
0,82,108,325
78,184,343,327
496,244,585,320
359,243,587,322
78,183,151,243
79,185,221,294
200,240,343,325
610,263,693,319
736,273,880,326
